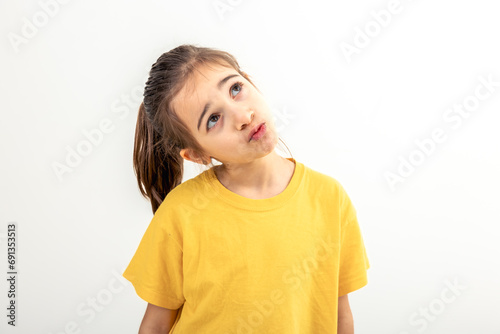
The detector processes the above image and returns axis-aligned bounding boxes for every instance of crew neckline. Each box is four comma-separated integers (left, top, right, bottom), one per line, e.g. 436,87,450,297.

204,158,304,211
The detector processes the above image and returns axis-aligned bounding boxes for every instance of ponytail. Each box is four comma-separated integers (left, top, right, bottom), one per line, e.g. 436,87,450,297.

133,102,184,214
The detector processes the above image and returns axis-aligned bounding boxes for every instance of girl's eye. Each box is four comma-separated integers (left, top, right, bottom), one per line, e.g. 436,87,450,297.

231,81,244,97
206,82,244,131
207,114,220,131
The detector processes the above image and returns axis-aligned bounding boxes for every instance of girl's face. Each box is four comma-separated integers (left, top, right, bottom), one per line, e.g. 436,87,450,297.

172,62,279,165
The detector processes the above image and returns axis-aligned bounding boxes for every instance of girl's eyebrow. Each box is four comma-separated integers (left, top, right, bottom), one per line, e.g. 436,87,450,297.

197,74,240,131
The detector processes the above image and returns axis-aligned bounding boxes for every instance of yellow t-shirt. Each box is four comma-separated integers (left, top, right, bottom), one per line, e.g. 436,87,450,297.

123,158,370,333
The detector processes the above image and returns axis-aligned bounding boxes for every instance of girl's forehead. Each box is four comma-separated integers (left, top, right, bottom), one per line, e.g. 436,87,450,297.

189,63,236,87
178,63,238,100
172,63,238,122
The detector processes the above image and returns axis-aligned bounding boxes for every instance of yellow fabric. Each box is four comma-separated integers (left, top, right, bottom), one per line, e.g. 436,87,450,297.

123,158,370,333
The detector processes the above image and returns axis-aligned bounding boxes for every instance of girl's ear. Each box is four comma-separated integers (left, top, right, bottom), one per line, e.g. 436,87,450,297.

179,148,209,165
179,148,196,163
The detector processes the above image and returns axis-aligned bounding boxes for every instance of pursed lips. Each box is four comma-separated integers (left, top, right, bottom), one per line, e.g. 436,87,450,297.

248,122,265,142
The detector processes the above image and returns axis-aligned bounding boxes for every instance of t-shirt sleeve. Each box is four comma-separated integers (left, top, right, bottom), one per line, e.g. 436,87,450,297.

336,181,370,296
122,212,185,309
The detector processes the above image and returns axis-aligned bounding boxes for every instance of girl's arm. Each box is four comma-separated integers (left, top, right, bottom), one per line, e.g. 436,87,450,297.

138,303,179,334
338,294,354,334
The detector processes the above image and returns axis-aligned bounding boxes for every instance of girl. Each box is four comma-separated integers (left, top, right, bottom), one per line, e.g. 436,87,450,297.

123,44,370,334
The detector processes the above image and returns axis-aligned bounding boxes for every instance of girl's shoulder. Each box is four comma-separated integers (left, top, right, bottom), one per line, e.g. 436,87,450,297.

155,167,215,213
302,163,346,195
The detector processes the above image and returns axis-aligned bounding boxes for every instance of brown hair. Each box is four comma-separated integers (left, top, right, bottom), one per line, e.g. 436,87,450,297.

133,44,291,213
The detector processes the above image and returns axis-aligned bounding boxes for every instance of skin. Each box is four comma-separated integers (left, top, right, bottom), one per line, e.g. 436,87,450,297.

338,294,354,334
171,62,295,199
139,62,355,333
138,303,178,334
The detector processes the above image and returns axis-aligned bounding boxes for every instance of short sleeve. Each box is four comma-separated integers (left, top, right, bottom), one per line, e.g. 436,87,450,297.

337,182,370,296
122,214,185,309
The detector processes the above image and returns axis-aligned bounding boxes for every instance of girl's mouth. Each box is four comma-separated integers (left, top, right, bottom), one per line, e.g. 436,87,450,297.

249,123,266,142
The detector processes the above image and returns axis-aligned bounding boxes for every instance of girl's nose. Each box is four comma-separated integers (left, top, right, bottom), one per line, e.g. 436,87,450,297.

235,109,254,130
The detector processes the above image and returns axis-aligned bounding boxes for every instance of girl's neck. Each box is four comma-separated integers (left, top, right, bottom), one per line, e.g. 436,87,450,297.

214,152,295,200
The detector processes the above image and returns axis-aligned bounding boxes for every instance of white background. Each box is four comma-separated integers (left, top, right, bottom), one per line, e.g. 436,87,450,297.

1,0,499,333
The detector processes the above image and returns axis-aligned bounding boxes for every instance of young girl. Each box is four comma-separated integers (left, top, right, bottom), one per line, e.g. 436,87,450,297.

123,44,370,334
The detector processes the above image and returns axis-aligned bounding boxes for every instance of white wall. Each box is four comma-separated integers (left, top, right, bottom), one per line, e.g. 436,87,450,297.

1,0,499,333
